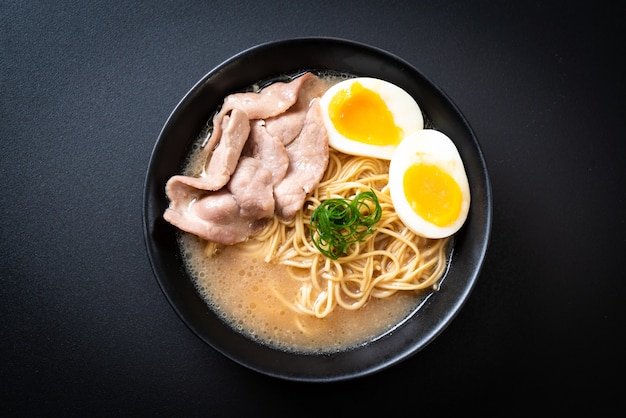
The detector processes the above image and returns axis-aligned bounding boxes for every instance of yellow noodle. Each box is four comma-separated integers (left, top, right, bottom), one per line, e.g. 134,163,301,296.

221,148,450,318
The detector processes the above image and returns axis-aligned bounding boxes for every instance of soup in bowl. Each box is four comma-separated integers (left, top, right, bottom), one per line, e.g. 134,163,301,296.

143,37,492,382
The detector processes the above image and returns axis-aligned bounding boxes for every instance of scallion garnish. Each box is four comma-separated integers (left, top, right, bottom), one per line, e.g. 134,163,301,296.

309,189,382,260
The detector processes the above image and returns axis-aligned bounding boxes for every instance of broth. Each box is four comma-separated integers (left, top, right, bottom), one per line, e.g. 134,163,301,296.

180,233,432,353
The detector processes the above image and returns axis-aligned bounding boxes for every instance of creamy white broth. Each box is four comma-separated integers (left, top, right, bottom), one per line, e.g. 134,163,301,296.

179,232,431,353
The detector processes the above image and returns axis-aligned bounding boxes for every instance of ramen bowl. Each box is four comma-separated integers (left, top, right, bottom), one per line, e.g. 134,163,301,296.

143,37,492,382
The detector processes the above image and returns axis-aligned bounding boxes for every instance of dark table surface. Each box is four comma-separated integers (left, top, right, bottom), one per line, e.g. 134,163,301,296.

2,1,624,415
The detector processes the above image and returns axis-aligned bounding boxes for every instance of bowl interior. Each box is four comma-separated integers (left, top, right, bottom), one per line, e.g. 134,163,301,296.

143,37,492,382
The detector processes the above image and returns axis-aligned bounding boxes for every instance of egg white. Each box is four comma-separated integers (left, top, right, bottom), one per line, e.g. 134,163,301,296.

389,129,471,239
319,77,424,160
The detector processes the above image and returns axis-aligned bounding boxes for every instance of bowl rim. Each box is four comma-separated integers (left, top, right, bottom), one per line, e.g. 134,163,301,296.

143,36,492,382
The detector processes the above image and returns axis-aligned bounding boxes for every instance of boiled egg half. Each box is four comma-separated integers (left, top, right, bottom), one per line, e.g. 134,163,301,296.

389,129,470,239
319,77,424,160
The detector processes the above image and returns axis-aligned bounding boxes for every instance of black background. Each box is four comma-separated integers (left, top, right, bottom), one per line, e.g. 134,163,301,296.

2,1,624,415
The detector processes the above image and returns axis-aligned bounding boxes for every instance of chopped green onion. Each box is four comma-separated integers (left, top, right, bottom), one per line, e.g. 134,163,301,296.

309,189,382,260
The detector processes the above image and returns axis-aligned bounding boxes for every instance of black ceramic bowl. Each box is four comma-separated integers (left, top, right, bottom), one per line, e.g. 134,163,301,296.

143,37,492,382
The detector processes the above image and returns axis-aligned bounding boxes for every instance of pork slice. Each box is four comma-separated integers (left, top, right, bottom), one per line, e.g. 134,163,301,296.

201,108,250,191
164,175,201,210
227,156,275,219
164,157,276,245
243,120,290,186
274,99,329,220
265,73,330,145
164,185,251,245
204,72,316,153
164,174,216,199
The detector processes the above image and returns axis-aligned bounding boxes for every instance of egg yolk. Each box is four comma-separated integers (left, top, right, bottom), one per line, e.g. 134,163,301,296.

328,81,402,146
403,163,462,227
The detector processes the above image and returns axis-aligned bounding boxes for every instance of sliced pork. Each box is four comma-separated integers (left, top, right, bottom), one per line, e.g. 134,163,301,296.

243,120,289,186
162,109,250,193
163,183,248,245
227,156,275,220
164,157,275,245
265,73,330,145
274,99,329,220
163,72,332,245
202,108,251,190
204,72,316,153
